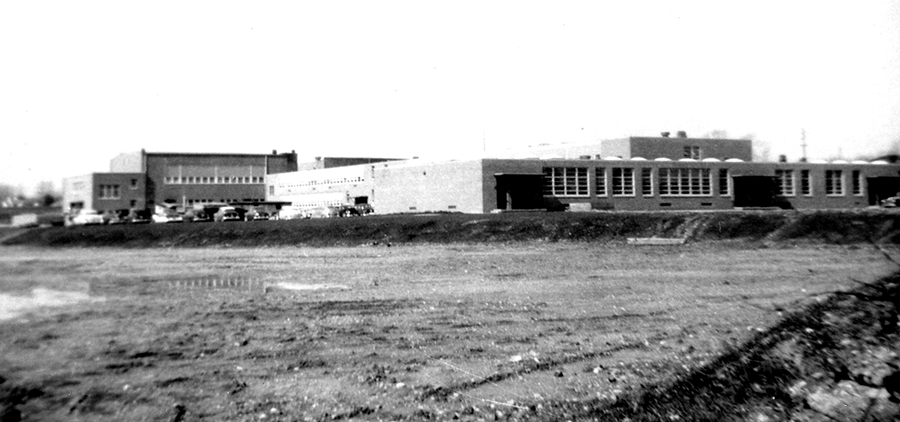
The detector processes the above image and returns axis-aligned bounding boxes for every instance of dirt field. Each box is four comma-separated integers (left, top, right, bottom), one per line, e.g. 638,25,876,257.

1,243,897,421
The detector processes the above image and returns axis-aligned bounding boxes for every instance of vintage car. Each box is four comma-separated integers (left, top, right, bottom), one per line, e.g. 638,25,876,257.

70,209,105,226
338,205,361,217
183,208,212,223
127,209,152,224
246,210,270,221
275,207,307,220
306,205,341,219
152,211,184,223
103,210,130,225
354,203,375,216
214,207,243,222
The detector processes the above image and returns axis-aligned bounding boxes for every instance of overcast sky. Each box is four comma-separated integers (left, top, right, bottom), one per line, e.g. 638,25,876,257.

2,1,899,194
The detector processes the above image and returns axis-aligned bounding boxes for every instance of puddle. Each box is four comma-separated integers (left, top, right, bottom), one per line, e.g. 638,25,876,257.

0,287,103,321
165,277,349,292
275,283,350,291
167,277,266,290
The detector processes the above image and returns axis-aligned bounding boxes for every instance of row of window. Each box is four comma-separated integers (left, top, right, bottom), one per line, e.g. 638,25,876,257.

545,167,731,197
164,176,265,185
546,167,867,198
289,200,345,208
277,176,365,189
181,198,265,205
775,169,863,197
99,184,121,199
684,146,701,160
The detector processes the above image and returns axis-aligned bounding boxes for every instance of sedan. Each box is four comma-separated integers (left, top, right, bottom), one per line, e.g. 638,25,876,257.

215,211,242,222
70,209,105,226
152,213,184,223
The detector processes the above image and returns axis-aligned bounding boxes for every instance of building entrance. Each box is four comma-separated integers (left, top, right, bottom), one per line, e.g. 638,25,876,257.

867,177,900,206
494,173,545,211
732,176,788,208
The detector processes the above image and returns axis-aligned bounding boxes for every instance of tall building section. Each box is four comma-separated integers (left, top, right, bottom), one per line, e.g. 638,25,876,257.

66,149,298,213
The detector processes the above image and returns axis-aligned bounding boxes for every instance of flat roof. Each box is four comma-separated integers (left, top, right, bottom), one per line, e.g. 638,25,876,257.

145,152,289,157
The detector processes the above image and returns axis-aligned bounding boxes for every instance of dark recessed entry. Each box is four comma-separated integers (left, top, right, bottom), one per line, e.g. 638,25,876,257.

494,173,545,210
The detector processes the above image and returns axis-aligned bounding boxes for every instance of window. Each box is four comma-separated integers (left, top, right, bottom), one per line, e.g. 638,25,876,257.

775,170,795,196
852,170,862,196
130,179,138,189
595,168,607,196
825,170,844,196
611,168,635,196
683,146,701,160
718,169,731,196
269,185,274,195
542,167,589,196
641,168,653,196
98,184,120,199
658,168,712,196
801,170,812,196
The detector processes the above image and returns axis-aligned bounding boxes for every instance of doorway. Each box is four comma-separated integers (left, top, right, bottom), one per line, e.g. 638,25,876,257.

732,176,789,208
494,173,545,210
867,177,900,206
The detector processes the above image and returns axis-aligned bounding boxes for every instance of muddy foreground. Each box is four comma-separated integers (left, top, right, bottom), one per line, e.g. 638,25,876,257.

1,243,898,421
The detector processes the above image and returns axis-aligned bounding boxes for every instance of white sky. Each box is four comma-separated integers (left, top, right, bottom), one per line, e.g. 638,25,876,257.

2,1,899,194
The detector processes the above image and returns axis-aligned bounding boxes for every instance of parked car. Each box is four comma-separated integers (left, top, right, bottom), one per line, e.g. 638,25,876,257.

246,210,270,221
306,205,341,219
152,211,184,223
214,207,242,222
127,209,152,224
354,203,375,216
183,208,212,223
70,209,105,226
103,210,129,225
338,205,360,217
276,207,307,220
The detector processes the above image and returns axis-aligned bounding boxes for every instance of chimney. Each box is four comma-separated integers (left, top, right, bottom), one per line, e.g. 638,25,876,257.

676,131,687,138
778,154,787,163
272,150,277,155
660,132,670,138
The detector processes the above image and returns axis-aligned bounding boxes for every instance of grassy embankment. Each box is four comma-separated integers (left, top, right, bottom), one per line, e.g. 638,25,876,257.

4,209,900,248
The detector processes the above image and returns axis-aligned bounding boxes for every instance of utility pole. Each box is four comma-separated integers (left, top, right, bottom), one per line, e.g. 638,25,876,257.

800,128,807,162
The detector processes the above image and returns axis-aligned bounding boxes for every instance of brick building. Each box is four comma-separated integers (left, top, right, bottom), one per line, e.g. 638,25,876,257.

266,136,900,214
109,149,298,209
64,149,298,214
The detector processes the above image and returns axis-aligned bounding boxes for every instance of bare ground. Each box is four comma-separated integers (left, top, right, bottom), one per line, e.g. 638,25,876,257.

1,243,898,421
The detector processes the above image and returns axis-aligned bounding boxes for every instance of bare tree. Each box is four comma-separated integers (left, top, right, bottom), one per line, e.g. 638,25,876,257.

857,137,900,162
703,130,729,139
0,183,19,201
742,133,772,162
35,180,60,207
